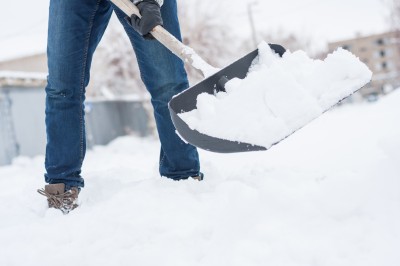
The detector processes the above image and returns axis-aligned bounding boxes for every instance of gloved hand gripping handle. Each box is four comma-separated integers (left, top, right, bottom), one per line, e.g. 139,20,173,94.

110,0,219,77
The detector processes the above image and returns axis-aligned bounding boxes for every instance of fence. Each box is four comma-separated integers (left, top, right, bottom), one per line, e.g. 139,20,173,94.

0,86,152,166
0,92,18,165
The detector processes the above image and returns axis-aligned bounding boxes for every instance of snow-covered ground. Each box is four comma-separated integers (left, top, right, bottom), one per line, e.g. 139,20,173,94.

0,90,399,266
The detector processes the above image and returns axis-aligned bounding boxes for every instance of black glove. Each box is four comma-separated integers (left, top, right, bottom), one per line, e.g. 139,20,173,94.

129,0,163,40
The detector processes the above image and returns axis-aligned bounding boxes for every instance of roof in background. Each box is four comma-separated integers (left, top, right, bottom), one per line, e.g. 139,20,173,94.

0,71,47,87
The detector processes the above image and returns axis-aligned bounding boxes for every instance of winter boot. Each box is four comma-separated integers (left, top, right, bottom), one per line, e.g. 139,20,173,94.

192,172,204,181
37,183,79,214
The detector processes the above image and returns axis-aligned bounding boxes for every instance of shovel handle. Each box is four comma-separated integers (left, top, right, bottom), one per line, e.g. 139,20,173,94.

110,0,218,78
111,0,141,17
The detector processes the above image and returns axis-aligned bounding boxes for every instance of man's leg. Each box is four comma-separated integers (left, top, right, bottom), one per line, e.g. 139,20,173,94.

45,0,113,190
112,0,201,180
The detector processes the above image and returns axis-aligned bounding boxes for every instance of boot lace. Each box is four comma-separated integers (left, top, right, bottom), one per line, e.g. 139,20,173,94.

37,188,78,214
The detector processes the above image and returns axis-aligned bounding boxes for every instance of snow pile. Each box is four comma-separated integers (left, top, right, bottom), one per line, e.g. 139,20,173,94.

179,42,372,148
0,90,399,266
183,46,220,77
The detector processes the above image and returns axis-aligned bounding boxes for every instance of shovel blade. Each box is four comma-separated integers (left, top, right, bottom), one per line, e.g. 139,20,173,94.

168,44,286,153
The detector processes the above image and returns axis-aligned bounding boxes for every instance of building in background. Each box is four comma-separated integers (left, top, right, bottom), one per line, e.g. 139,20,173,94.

0,71,153,166
0,37,153,166
0,53,47,73
0,72,47,165
329,31,400,99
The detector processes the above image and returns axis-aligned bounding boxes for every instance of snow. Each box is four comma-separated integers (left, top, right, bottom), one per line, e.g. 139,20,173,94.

86,93,148,102
179,42,372,148
0,71,47,79
0,71,47,87
183,46,220,77
0,89,399,265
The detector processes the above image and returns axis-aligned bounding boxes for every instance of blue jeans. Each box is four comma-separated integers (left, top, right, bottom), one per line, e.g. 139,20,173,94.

45,0,200,189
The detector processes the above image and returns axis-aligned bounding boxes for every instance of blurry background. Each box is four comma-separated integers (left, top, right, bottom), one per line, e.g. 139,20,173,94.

0,0,399,165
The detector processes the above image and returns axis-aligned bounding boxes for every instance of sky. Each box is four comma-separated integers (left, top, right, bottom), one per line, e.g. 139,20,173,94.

0,0,391,60
254,0,390,40
223,0,391,52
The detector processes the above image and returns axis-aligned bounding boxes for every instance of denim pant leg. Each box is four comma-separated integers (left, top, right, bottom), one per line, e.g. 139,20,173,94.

112,1,200,180
45,0,113,189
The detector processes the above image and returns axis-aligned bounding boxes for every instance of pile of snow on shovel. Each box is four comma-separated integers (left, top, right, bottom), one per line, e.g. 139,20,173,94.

179,42,373,148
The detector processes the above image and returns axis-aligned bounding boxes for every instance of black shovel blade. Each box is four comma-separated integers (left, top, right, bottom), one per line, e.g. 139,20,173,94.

168,44,286,153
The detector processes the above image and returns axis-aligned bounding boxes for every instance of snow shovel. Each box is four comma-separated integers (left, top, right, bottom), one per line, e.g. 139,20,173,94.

111,0,286,153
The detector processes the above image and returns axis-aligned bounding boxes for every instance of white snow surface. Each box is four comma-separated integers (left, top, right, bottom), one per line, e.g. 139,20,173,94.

179,42,372,148
0,71,47,79
1,90,400,266
183,45,220,77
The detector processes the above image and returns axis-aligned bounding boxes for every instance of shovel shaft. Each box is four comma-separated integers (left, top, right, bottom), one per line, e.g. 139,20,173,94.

110,0,219,78
111,0,142,18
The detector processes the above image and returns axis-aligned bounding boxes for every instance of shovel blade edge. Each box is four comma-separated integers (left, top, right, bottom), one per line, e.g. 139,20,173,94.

168,44,286,153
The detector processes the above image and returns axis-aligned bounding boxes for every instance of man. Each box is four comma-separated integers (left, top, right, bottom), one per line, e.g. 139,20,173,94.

37,0,202,214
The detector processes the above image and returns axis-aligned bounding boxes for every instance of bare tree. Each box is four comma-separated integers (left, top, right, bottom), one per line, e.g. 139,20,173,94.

178,0,237,84
90,15,146,98
383,0,400,86
90,1,240,96
89,1,325,98
262,31,312,53
388,0,400,31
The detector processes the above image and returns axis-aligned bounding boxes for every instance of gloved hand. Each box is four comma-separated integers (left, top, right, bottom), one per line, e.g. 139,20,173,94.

129,0,163,40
